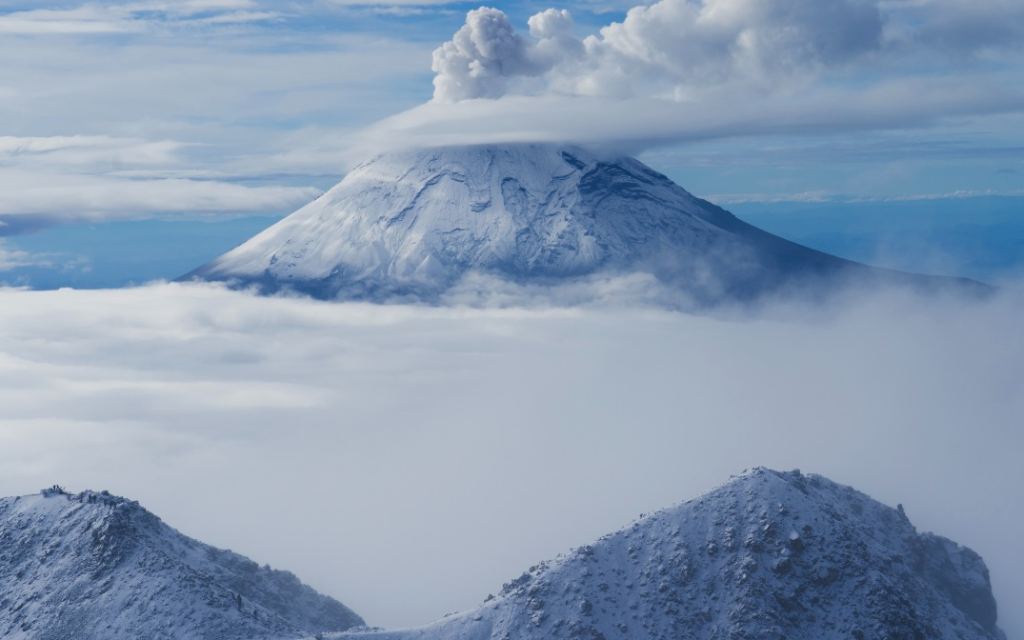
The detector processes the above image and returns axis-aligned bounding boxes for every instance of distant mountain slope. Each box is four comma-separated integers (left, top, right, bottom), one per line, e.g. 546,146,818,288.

341,469,1005,640
0,487,363,640
189,144,981,303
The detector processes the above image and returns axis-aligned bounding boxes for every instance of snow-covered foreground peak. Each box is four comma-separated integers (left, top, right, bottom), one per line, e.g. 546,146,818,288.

343,468,1005,640
0,487,363,640
191,144,977,304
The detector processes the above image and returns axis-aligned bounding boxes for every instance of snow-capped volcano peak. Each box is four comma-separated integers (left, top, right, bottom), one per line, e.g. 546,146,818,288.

192,144,971,303
194,144,674,298
0,487,363,640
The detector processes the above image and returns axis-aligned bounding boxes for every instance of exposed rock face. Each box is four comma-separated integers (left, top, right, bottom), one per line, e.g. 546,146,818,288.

0,488,363,640
190,145,978,303
343,469,1005,640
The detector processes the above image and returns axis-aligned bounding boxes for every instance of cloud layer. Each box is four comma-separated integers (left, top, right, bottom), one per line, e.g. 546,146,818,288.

0,282,1021,634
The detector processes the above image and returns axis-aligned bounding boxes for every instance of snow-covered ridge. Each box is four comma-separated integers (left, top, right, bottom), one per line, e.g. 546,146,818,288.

191,144,981,304
0,486,363,640
341,468,1005,640
1,471,1005,639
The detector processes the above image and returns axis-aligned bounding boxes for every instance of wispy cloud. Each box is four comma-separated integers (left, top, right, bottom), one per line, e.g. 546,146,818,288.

0,1,281,34
0,135,319,226
0,239,50,270
0,135,185,168
0,169,319,222
708,188,1024,205
0,21,431,227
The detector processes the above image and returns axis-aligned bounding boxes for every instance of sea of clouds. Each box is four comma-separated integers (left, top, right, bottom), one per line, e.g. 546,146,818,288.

0,280,1020,634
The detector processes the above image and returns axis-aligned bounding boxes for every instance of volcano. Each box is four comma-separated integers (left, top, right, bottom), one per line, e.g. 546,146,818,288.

190,144,979,303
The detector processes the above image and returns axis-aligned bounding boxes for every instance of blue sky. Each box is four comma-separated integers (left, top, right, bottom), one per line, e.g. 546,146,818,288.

0,0,1022,284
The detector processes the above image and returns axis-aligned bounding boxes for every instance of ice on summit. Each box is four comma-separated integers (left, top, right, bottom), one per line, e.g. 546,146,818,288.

189,144,980,304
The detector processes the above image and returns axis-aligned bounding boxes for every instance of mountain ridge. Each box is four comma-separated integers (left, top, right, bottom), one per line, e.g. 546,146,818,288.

0,486,363,640
338,468,1005,640
0,470,1005,639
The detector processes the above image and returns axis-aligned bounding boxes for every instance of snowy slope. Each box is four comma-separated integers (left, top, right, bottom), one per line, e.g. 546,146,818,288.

0,487,363,640
340,469,1005,640
190,144,978,303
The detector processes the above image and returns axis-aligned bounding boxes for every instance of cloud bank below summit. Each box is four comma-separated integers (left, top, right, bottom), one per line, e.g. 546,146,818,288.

0,281,1021,633
356,0,1024,152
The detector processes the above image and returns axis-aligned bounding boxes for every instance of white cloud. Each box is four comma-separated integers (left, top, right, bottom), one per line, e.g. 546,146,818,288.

0,1,279,35
138,0,259,11
0,6,136,34
0,169,319,221
0,135,185,169
0,282,1020,634
0,0,457,36
431,7,581,102
705,188,1024,205
0,21,433,226
0,135,319,223
431,0,1023,103
568,0,882,99
326,0,457,5
188,10,279,25
0,24,434,224
407,0,1024,149
0,240,49,270
431,0,886,102
430,7,540,102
